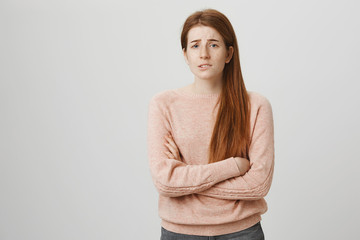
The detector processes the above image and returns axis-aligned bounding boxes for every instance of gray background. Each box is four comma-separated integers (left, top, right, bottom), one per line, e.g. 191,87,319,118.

1,0,359,239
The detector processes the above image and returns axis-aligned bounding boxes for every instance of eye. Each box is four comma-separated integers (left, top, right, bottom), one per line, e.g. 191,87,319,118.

210,44,218,47
191,44,199,48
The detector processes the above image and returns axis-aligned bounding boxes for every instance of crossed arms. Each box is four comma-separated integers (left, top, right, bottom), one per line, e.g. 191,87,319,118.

147,95,275,200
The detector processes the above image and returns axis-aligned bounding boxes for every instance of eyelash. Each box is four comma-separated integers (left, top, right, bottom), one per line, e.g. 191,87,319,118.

191,44,218,48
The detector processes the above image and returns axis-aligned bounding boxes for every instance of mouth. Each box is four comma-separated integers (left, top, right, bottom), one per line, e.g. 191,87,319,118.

198,64,212,69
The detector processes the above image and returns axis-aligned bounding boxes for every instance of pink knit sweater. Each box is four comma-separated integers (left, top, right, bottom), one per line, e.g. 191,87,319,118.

147,88,275,236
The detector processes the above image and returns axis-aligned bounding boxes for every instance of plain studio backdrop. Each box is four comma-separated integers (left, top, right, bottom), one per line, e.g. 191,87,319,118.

1,0,359,239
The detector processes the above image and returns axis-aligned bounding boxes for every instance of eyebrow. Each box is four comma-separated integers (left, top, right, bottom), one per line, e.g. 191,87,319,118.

190,39,220,43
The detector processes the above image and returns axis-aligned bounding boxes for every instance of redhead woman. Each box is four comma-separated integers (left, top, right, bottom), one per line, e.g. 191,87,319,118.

147,8,274,240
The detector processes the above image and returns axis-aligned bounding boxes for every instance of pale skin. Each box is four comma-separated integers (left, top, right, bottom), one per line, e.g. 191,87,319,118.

163,25,250,175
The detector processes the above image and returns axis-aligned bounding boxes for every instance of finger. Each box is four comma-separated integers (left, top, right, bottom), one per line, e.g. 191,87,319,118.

165,135,177,147
164,151,175,159
164,143,176,156
165,136,180,154
164,142,177,155
167,144,180,160
166,137,178,150
164,137,181,160
163,141,171,151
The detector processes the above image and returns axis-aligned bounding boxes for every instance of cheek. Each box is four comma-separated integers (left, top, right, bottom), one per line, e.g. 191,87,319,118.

214,52,227,62
187,52,197,62
188,57,199,68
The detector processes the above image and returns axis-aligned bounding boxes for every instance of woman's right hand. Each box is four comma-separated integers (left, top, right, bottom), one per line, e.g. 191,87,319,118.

234,157,250,175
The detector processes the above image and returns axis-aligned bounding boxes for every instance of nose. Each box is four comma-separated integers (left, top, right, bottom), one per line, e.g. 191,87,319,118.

200,45,210,59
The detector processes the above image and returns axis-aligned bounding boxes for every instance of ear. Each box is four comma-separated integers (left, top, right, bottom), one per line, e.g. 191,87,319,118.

183,48,189,65
225,46,234,63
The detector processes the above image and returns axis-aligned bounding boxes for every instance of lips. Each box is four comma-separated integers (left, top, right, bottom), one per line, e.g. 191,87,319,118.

198,63,212,67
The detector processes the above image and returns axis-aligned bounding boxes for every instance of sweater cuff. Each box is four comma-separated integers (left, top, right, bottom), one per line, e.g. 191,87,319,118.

211,157,241,183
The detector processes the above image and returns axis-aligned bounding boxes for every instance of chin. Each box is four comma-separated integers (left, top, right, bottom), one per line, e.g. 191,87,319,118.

195,76,216,82
197,72,218,79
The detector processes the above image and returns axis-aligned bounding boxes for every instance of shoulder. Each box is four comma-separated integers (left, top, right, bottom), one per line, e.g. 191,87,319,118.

150,88,173,100
150,88,172,99
148,89,177,109
247,90,273,110
247,91,274,134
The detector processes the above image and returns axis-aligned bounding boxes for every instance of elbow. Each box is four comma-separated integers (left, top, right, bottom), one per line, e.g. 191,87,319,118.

252,161,274,199
158,190,179,198
154,180,182,197
149,167,177,197
245,170,273,200
242,184,271,200
253,171,273,199
256,185,271,199
244,186,270,200
156,186,177,197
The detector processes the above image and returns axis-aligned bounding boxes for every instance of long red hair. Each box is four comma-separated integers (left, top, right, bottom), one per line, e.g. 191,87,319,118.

180,8,251,163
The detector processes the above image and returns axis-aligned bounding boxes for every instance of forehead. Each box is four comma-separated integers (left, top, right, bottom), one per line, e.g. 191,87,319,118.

187,25,222,43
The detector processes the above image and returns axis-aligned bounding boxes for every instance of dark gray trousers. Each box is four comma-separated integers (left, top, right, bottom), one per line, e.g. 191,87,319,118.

160,221,265,240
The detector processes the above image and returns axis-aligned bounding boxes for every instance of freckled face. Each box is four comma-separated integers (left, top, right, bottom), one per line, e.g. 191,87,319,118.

183,25,233,83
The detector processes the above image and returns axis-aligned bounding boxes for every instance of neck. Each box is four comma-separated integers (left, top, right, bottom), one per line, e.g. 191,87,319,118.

191,77,222,95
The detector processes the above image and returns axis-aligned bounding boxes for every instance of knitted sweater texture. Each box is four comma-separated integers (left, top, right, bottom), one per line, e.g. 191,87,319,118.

147,88,275,236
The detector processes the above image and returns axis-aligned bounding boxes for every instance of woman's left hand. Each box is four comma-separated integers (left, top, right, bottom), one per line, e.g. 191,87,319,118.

164,133,182,161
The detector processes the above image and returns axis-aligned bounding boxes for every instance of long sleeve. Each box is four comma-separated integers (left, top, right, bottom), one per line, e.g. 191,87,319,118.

196,96,275,200
147,96,241,198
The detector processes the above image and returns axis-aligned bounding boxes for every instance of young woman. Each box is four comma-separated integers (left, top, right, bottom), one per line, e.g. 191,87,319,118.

147,8,274,240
